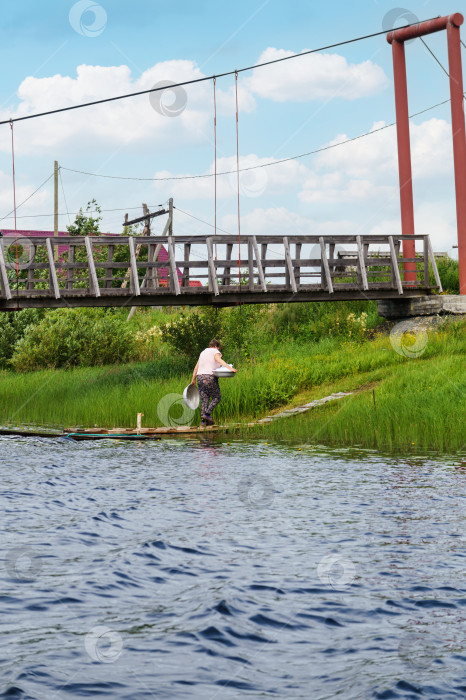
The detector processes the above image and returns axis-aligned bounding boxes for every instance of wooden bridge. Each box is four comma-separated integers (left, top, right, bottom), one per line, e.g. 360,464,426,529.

0,233,442,310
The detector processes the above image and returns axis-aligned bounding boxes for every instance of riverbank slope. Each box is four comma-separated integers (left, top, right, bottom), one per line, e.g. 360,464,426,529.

0,317,464,452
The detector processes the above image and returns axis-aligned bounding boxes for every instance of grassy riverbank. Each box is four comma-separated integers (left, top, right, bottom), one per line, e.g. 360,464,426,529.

0,317,464,452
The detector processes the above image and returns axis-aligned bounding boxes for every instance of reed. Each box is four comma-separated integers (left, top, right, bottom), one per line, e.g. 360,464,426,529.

247,354,465,453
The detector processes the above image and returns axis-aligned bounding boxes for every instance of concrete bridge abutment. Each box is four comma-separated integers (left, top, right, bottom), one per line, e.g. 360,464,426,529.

377,295,466,319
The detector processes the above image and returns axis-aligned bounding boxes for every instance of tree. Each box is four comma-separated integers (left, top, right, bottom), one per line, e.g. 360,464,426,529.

67,199,102,236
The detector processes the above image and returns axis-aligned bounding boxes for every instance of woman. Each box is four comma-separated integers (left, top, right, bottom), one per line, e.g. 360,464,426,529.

191,339,237,426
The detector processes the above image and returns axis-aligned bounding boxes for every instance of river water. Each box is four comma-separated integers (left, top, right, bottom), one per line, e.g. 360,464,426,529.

1,434,466,699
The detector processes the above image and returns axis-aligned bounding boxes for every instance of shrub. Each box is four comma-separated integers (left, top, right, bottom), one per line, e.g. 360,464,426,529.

160,307,222,363
11,308,136,371
0,309,46,369
221,305,268,362
430,257,459,294
268,300,380,342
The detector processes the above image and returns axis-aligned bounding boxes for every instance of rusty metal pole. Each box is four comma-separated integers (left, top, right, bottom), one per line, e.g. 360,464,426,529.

446,16,466,294
391,39,417,282
387,12,465,291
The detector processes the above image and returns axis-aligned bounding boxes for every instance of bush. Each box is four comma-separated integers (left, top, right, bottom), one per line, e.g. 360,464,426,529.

268,300,380,342
430,257,459,294
221,305,268,362
11,308,136,371
160,307,222,363
0,309,46,368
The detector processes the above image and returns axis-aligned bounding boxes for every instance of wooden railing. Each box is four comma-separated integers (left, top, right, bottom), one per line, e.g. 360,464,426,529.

0,234,442,309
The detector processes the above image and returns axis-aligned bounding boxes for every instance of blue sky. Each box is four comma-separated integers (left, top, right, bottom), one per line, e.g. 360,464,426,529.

0,0,463,255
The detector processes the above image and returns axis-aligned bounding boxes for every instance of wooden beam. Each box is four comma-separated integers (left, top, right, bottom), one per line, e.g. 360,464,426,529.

294,242,302,290
123,208,168,227
426,235,443,292
167,236,181,295
66,245,75,290
0,286,430,312
128,236,141,296
423,236,429,287
248,239,255,291
0,242,12,300
388,235,403,295
222,243,233,286
283,237,297,293
206,237,219,296
46,238,61,299
356,235,369,291
104,245,114,289
182,243,191,288
26,243,36,291
84,236,101,297
319,237,334,293
251,236,267,292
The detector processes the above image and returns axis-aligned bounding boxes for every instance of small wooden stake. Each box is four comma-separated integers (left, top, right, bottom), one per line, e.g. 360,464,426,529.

137,413,144,434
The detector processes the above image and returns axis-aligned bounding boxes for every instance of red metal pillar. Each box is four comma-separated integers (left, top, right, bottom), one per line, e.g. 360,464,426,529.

446,17,466,294
388,13,466,293
391,39,417,281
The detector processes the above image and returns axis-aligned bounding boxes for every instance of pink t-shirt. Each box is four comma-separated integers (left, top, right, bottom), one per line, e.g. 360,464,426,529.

197,347,222,375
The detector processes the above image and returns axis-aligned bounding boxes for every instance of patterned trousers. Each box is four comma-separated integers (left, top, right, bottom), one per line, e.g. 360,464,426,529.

197,374,221,417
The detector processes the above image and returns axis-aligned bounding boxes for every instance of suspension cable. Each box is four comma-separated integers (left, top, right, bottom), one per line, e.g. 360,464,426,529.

0,19,438,127
213,77,217,253
9,119,20,309
235,71,241,285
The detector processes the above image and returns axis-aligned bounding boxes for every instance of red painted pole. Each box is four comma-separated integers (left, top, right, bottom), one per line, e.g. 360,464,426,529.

386,13,463,43
391,39,417,282
446,17,466,294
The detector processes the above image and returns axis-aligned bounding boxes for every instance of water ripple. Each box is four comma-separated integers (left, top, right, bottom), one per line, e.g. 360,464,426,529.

1,436,466,698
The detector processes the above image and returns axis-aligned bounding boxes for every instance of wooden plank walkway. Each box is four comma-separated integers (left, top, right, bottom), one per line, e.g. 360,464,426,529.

0,234,441,310
0,392,354,441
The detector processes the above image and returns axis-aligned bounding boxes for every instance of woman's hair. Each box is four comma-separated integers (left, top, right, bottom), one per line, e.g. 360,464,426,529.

209,339,221,349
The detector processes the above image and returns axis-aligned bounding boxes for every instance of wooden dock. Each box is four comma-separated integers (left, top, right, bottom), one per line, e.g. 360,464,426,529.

0,392,354,441
0,233,442,310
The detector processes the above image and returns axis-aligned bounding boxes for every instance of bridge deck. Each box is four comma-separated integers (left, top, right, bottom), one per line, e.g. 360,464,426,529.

0,233,441,310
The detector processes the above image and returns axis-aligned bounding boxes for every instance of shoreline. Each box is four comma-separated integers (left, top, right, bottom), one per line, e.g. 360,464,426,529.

0,315,464,452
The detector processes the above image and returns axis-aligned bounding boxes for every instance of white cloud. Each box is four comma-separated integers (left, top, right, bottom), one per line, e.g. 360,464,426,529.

0,60,255,157
0,48,389,158
313,118,452,181
299,171,396,204
153,154,310,201
0,171,50,223
298,117,453,206
221,207,356,237
245,48,389,102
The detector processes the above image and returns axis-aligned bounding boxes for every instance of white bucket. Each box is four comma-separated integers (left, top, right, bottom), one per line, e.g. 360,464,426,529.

183,384,200,409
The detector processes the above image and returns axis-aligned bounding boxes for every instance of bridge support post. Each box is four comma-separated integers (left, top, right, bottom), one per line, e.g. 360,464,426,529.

390,39,416,283
387,13,466,293
446,19,466,294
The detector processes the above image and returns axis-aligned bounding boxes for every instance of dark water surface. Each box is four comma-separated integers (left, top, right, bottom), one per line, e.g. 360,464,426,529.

1,435,466,699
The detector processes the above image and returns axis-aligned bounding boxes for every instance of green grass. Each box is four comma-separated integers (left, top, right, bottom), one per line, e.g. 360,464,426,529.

0,320,464,453
249,353,465,453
